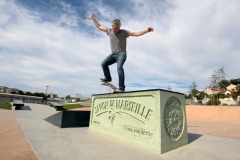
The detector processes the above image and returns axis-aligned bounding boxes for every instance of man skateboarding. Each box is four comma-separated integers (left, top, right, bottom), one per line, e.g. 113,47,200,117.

88,13,154,92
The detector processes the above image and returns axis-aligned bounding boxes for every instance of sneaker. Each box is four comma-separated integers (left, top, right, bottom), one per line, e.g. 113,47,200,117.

100,78,111,82
115,88,125,92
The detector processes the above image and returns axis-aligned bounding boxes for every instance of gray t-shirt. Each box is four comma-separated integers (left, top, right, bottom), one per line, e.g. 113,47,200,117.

106,28,129,53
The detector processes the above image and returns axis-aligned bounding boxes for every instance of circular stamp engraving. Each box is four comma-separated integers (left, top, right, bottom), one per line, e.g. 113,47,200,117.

164,96,184,141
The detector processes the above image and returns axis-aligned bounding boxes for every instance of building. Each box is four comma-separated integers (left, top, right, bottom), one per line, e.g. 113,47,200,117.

0,86,9,93
0,86,20,94
204,88,219,95
217,90,231,96
202,84,239,105
227,84,238,93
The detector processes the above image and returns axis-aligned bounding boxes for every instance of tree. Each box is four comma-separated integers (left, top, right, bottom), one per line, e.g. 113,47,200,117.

218,79,230,90
209,67,226,89
206,95,221,105
33,92,40,97
65,95,71,100
191,88,199,96
195,91,207,101
209,67,226,105
19,90,24,95
188,81,197,104
39,92,45,97
230,78,240,85
25,92,32,96
189,81,197,95
189,81,197,90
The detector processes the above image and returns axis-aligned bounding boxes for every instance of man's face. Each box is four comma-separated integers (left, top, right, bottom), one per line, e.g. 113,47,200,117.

112,24,120,33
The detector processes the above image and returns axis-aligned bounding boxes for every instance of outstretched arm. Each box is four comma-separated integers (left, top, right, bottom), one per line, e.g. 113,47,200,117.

88,13,107,32
129,27,154,37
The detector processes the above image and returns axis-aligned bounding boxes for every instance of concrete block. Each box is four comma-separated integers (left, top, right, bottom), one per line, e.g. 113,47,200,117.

90,89,188,154
13,100,24,110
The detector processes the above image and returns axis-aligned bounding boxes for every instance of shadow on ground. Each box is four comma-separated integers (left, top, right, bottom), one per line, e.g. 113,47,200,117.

22,105,32,110
13,105,32,111
188,133,202,143
44,112,63,127
44,110,90,128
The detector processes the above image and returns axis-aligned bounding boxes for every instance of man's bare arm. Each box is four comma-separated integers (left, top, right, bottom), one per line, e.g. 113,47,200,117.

129,27,154,37
88,13,107,32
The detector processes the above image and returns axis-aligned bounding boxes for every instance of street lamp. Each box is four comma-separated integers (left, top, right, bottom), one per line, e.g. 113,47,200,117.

46,86,50,95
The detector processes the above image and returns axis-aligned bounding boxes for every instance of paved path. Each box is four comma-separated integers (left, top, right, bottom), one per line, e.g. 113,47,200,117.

0,104,240,160
0,109,37,160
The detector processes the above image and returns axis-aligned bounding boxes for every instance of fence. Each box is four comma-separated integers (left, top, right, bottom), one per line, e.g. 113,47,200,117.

0,93,63,104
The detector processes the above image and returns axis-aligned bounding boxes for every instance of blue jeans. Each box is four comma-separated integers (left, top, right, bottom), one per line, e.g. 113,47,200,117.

101,53,127,90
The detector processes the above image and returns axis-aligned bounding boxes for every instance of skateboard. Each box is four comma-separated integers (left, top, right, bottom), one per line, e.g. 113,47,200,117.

100,80,121,93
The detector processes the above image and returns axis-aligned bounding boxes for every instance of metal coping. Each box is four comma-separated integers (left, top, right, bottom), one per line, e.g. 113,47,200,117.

92,89,185,96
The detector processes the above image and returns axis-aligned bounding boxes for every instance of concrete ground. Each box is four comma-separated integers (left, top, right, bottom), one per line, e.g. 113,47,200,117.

0,104,240,160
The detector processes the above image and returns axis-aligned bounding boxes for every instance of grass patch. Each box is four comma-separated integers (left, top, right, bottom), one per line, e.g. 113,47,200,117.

63,103,85,110
0,102,12,110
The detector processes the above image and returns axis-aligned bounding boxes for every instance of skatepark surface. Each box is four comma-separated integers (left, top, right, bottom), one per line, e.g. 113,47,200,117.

0,104,240,160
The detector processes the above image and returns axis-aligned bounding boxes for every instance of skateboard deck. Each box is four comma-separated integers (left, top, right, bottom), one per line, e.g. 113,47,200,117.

100,80,120,93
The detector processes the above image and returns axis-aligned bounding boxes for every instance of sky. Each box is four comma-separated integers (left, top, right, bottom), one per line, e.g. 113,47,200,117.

0,0,240,98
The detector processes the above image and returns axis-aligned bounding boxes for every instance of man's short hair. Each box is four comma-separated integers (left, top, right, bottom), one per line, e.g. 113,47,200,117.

112,19,121,27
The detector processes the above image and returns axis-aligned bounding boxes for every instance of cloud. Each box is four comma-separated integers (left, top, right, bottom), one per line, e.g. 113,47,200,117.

0,0,239,97
0,0,107,96
124,0,240,90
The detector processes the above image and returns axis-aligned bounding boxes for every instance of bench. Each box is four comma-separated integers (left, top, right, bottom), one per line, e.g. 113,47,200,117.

50,102,64,111
13,100,24,110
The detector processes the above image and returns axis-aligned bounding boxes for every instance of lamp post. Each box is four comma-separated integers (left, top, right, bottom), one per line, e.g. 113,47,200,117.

46,86,50,95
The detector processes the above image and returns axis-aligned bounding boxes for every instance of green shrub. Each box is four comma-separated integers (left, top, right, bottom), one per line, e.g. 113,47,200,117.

206,99,221,105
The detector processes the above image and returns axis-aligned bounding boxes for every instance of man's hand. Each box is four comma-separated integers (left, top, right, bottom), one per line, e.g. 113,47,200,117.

87,12,107,32
148,27,154,32
129,27,154,36
88,13,93,19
